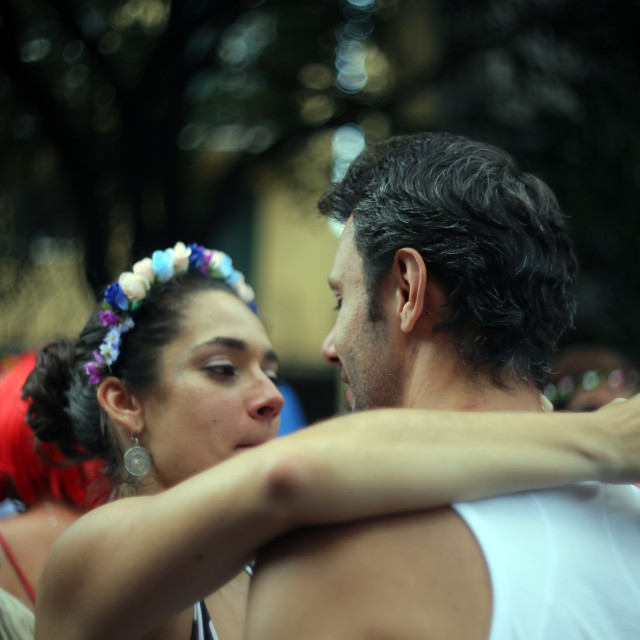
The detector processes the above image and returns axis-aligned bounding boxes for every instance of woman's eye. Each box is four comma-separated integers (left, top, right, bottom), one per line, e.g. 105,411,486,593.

206,364,236,377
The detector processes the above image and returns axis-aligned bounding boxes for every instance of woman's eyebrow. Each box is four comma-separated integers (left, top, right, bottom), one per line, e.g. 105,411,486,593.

199,337,247,351
193,337,279,364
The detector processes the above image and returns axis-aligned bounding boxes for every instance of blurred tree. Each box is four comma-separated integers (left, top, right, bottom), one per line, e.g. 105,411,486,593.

433,0,640,359
1,0,638,359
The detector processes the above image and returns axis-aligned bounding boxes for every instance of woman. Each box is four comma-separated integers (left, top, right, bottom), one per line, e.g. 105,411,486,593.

23,242,640,640
0,352,105,610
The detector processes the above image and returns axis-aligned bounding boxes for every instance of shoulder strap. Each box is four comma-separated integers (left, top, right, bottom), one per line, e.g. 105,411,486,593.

0,529,36,603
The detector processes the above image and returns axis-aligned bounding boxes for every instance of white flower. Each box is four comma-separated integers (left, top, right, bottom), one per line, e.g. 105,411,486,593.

133,258,155,286
173,242,191,274
207,251,233,279
99,341,119,365
119,272,150,301
234,281,255,303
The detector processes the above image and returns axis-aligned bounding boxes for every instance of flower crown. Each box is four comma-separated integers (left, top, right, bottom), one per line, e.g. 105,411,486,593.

84,242,256,385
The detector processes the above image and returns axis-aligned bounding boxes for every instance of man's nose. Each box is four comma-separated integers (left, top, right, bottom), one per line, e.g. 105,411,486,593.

322,327,340,366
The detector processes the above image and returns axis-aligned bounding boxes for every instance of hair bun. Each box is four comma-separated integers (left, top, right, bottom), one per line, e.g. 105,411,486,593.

22,339,77,455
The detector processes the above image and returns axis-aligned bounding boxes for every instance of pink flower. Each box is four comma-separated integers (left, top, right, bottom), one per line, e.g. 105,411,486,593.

173,242,191,274
119,272,150,301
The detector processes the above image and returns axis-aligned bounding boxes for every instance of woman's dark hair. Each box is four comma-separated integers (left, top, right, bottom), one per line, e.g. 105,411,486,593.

22,275,237,480
318,132,578,387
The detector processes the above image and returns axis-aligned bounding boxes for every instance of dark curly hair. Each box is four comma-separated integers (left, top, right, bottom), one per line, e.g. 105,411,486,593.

318,132,578,387
22,275,237,486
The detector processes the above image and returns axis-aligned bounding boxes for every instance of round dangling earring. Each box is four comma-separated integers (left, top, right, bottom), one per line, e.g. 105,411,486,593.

123,433,153,477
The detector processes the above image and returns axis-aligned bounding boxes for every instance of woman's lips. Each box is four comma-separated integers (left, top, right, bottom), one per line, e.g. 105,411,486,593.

236,438,268,449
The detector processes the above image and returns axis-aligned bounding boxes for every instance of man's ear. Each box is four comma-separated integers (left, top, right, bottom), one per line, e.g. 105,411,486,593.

96,377,144,436
393,248,428,333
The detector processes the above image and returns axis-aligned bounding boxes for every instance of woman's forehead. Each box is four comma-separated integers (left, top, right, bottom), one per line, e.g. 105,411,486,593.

179,289,272,347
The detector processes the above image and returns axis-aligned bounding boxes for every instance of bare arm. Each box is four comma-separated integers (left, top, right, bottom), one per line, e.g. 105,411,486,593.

36,396,640,639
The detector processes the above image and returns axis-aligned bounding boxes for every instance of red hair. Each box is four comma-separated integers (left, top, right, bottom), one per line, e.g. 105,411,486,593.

0,352,104,509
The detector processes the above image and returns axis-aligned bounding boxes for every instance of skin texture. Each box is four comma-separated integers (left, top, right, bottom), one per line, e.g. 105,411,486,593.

324,219,403,410
0,500,81,611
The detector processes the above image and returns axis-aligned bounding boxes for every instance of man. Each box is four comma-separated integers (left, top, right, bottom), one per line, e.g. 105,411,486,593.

245,133,640,639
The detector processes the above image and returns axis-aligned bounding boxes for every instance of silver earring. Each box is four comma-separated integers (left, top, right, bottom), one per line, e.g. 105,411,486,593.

123,434,152,477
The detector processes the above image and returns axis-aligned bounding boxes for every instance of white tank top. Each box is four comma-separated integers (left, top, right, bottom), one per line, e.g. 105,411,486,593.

453,483,640,639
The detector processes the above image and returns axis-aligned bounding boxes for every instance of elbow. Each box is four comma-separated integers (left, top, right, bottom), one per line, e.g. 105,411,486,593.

260,443,321,528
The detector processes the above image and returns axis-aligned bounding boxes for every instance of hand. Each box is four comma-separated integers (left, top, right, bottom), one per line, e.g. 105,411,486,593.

592,394,640,483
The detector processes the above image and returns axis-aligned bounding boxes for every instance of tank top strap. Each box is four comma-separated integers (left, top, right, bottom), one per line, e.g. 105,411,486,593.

0,529,36,603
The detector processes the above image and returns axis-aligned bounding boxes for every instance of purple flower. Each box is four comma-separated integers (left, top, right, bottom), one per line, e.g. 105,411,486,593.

198,249,213,276
99,310,121,327
85,360,104,385
104,283,128,311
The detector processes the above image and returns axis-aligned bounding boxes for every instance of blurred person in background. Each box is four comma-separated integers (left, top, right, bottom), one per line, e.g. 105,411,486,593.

0,351,105,610
544,343,639,411
275,381,307,436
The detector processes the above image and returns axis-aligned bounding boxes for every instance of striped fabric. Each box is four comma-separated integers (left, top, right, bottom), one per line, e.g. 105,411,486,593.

190,565,252,640
191,601,218,640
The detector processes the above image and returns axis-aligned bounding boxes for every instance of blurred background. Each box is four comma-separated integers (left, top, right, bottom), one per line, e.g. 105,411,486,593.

1,0,639,422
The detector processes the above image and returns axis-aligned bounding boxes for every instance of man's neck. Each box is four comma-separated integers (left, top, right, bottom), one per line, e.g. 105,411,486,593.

401,344,544,413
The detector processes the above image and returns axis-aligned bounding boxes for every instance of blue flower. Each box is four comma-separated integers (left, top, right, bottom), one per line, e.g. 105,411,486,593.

104,283,129,311
216,254,233,279
225,270,240,285
121,316,135,332
152,249,175,283
105,327,121,347
188,243,205,269
99,335,120,364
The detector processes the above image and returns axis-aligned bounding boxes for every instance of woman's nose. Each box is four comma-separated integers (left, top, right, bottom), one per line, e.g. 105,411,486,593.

249,377,285,421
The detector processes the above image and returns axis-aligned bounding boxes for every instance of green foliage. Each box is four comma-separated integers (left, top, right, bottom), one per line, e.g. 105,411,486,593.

1,0,638,358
